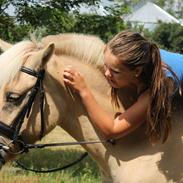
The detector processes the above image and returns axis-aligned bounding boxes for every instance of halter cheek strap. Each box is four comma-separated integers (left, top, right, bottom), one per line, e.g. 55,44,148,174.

0,66,45,142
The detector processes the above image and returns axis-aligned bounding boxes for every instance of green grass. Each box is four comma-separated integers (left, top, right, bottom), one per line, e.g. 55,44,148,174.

1,148,101,183
0,127,101,183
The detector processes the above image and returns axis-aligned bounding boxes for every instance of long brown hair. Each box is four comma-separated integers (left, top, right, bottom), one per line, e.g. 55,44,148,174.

108,30,181,143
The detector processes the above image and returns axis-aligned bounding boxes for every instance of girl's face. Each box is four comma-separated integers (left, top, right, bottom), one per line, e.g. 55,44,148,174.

103,46,137,88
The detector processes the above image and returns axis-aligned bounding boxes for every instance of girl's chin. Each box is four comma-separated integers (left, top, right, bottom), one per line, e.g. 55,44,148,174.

107,79,120,88
107,79,128,89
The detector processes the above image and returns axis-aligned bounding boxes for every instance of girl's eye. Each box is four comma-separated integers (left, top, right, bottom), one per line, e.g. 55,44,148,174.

104,64,120,74
109,68,121,75
111,69,121,74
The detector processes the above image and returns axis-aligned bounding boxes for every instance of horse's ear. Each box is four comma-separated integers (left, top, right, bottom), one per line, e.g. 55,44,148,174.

41,43,55,67
0,39,12,51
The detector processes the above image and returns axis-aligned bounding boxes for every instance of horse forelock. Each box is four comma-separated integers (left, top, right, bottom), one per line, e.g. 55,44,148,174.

0,40,37,87
41,33,106,68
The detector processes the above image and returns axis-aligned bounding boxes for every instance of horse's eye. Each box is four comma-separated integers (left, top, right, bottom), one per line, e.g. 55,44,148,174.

6,92,21,103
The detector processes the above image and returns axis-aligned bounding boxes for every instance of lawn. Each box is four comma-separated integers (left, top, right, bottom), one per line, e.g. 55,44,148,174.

0,127,101,183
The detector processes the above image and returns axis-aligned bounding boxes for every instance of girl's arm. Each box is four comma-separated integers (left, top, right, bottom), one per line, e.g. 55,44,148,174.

80,88,149,138
63,67,149,138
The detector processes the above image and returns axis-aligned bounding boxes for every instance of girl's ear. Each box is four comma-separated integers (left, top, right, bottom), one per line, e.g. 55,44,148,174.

40,43,55,67
134,66,143,77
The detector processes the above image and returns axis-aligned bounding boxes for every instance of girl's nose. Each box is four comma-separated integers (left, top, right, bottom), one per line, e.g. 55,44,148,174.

104,68,112,78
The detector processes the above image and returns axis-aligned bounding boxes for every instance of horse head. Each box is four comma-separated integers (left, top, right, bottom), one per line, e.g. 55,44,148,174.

0,39,55,167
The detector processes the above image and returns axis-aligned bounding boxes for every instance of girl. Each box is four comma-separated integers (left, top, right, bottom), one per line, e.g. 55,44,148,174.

63,30,183,143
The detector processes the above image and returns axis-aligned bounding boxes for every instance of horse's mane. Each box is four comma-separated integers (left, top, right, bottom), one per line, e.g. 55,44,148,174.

0,33,105,87
41,33,105,67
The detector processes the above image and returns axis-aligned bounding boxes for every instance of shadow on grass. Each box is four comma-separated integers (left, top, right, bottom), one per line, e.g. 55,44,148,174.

13,148,99,178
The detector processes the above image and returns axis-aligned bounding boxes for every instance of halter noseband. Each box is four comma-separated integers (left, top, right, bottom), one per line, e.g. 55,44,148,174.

0,66,45,144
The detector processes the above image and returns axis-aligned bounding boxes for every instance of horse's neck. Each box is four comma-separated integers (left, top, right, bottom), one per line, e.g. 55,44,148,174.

44,55,116,139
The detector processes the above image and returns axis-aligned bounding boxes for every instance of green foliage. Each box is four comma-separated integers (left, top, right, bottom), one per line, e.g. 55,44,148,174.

150,23,183,53
0,0,15,41
0,0,127,43
0,15,14,41
0,0,99,41
104,1,131,16
11,0,79,34
72,14,126,42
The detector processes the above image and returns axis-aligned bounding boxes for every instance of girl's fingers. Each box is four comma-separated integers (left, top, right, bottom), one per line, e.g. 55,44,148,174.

63,71,73,80
63,78,73,85
64,68,72,73
64,66,75,74
63,70,81,80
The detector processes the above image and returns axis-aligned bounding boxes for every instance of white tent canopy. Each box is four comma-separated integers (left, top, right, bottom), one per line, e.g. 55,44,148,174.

124,2,181,30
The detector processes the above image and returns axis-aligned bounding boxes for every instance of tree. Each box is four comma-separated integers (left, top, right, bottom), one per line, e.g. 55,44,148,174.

0,0,127,42
10,0,101,34
0,0,16,41
72,14,126,42
0,0,102,41
71,0,128,41
151,23,183,53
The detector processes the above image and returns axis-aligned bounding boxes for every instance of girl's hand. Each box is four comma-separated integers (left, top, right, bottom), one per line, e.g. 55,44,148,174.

63,66,88,94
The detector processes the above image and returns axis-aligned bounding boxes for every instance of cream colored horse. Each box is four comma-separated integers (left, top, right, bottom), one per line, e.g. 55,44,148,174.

0,34,183,183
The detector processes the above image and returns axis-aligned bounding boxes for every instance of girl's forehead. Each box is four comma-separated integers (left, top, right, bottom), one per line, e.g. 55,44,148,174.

104,48,117,63
104,47,121,65
104,46,131,71
104,48,123,71
104,45,111,54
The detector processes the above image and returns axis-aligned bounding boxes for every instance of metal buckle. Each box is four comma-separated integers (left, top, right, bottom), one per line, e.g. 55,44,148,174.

6,140,26,155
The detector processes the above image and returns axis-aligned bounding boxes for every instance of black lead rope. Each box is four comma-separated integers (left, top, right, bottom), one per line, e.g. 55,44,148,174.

23,139,115,150
16,152,88,173
15,139,115,173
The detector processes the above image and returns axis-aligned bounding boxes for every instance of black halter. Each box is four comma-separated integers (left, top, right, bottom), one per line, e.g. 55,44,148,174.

0,66,45,142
